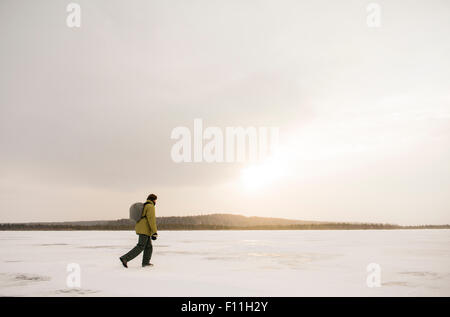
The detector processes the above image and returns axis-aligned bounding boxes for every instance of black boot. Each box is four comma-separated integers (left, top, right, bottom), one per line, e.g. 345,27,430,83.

142,263,154,268
120,257,128,268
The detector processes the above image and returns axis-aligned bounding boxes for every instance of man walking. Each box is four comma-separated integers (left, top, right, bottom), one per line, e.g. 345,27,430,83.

120,194,158,268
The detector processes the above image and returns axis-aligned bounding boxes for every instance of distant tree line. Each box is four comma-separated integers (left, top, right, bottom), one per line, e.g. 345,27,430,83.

0,213,449,231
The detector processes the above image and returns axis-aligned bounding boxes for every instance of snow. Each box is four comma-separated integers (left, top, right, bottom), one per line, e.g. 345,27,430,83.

0,230,449,296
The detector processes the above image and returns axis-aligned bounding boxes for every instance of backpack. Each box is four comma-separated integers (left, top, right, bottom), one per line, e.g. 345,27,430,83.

129,201,152,223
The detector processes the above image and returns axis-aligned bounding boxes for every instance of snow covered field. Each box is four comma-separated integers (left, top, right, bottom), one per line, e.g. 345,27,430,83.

0,230,449,296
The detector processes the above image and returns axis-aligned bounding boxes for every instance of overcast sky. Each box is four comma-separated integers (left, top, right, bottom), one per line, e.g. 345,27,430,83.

1,0,449,225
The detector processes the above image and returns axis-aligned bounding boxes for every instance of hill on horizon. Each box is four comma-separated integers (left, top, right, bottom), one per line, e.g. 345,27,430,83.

0,213,326,227
1,213,448,230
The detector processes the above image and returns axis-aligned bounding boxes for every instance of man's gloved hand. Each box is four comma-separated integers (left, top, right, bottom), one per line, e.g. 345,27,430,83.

151,233,158,241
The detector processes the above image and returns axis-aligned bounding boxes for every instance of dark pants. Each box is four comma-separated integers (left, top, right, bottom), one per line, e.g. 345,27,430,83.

121,234,153,265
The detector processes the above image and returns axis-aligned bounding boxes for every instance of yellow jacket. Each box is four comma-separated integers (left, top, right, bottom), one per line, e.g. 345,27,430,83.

135,200,157,236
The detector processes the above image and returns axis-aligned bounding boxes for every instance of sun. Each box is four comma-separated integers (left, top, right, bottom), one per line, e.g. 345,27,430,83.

240,153,287,190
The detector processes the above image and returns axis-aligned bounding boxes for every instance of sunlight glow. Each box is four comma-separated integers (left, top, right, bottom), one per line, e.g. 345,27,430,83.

240,151,288,190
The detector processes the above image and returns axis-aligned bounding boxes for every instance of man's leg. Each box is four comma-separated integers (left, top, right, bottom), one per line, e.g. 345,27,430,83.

121,234,149,263
142,237,153,266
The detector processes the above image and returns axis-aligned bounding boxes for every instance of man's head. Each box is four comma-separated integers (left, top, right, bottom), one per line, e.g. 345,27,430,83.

147,194,157,205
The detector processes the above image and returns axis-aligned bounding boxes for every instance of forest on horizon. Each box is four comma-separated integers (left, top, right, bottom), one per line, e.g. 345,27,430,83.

1,213,449,231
